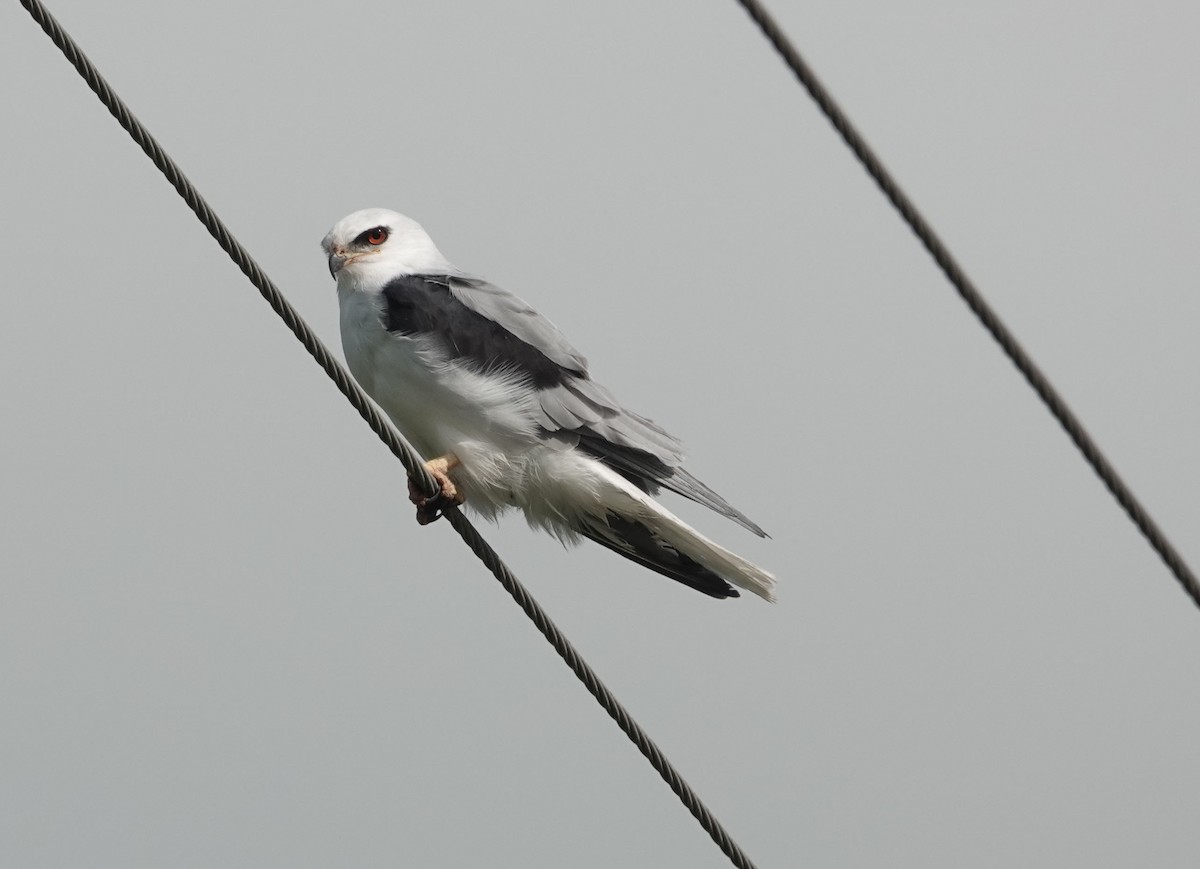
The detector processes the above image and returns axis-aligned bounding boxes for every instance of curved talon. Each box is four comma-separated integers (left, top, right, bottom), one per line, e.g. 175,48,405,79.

408,458,464,526
415,494,450,525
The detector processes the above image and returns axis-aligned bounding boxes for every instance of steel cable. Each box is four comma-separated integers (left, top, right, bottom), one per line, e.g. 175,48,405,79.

17,1,763,866
733,0,1200,610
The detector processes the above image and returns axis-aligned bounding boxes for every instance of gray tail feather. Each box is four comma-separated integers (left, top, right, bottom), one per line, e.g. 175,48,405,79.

579,512,740,599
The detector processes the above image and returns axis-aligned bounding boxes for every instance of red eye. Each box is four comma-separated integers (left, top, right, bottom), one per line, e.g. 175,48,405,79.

366,227,388,245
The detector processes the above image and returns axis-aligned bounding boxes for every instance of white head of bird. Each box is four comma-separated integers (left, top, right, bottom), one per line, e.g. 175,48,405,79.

321,208,453,289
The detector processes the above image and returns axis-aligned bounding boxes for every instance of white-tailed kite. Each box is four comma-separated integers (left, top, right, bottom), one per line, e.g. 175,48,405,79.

322,208,776,602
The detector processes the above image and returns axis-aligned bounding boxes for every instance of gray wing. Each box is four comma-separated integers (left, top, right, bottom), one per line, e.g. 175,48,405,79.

448,276,768,538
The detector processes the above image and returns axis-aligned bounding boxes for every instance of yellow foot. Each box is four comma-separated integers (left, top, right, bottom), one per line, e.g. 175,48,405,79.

408,455,464,525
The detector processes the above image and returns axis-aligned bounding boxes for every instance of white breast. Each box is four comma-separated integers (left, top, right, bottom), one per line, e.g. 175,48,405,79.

337,287,545,504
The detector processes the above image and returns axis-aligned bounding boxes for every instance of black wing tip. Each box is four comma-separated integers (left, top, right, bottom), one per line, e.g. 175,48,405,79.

665,468,771,538
571,446,771,539
580,513,742,600
742,518,771,539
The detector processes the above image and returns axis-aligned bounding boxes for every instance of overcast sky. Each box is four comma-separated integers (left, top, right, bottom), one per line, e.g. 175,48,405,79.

3,2,1199,867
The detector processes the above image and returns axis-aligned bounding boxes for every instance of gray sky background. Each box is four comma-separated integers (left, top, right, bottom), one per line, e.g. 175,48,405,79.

3,2,1199,866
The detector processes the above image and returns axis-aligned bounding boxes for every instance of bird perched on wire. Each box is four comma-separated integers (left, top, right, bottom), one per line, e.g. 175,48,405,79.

321,208,776,601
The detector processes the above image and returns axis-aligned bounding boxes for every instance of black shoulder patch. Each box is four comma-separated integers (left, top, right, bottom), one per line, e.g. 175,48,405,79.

381,275,567,388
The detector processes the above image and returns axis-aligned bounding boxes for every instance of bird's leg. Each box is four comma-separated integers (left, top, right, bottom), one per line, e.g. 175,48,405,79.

408,454,464,525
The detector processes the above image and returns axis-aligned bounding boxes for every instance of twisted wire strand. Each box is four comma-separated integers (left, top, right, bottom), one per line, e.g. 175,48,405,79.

442,510,757,868
18,2,761,866
17,2,435,496
734,0,1200,609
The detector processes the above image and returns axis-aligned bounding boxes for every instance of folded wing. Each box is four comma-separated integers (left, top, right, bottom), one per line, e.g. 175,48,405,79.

384,273,767,537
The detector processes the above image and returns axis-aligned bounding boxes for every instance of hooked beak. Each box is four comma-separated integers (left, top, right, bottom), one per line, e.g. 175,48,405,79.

327,247,349,278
